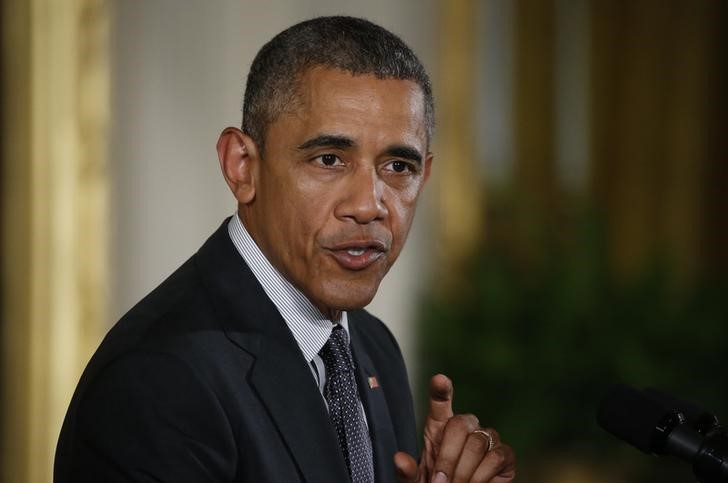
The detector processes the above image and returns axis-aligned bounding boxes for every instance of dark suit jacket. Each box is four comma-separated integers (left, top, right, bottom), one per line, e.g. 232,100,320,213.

55,219,418,482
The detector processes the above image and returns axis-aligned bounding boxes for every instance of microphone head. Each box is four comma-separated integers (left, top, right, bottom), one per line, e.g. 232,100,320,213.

643,387,721,435
597,384,680,454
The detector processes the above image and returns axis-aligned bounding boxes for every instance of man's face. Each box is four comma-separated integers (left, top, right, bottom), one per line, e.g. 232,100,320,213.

240,67,432,317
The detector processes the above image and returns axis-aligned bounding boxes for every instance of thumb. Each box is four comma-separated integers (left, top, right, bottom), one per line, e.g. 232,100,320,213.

393,451,420,483
427,374,454,423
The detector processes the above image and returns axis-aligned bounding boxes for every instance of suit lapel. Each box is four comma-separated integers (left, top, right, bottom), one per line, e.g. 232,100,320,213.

349,315,398,483
247,335,350,482
195,220,349,482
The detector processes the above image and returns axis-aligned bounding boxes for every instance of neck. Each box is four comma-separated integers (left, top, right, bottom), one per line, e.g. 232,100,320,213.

326,309,342,323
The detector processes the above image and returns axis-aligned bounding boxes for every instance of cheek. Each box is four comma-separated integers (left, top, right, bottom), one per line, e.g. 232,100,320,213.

387,191,420,244
280,183,332,248
390,179,423,214
258,181,313,251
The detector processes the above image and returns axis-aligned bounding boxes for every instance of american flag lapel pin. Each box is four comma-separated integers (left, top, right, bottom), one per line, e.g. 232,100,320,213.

368,376,380,389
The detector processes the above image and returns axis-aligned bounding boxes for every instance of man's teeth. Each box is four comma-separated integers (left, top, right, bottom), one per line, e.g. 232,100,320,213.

346,248,366,256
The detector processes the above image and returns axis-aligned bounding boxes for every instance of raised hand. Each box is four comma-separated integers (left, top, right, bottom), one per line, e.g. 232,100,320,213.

394,374,516,483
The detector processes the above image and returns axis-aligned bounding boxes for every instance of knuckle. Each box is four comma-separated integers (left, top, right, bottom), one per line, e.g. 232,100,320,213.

488,447,507,466
503,443,514,457
465,413,481,427
466,432,488,453
504,444,517,467
449,413,479,431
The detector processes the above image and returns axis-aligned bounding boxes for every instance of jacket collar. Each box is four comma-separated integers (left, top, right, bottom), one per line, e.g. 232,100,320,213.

194,219,350,482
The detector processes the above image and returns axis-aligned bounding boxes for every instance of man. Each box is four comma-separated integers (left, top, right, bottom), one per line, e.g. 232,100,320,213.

55,16,515,483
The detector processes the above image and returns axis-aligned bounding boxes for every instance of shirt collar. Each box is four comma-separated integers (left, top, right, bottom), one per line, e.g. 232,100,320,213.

227,214,348,362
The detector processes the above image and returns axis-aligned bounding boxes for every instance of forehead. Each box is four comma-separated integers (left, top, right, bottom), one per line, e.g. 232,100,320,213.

276,67,428,149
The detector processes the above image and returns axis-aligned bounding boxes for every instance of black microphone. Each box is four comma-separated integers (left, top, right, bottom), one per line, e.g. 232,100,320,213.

597,384,728,483
643,387,722,436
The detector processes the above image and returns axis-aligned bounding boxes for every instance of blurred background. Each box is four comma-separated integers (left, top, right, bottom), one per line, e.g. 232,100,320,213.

1,1,726,482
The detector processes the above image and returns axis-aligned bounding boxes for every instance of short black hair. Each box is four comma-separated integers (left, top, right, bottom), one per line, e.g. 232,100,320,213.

242,16,434,153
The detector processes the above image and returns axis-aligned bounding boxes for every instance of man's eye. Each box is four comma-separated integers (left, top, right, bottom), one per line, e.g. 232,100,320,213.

389,160,414,174
316,154,342,167
321,154,337,166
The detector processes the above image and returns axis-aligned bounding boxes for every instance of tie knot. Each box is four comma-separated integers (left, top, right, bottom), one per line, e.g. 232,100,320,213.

330,324,349,345
320,325,354,373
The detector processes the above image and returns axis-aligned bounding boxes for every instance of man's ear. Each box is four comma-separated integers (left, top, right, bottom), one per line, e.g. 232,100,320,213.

216,127,260,204
423,153,433,185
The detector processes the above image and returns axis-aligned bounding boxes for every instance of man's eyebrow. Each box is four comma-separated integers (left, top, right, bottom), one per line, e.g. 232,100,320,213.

297,135,355,151
386,145,423,164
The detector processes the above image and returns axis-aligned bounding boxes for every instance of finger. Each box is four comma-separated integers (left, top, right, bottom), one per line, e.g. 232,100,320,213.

451,430,495,483
477,427,501,448
393,451,421,483
431,414,479,482
471,443,516,482
427,374,454,422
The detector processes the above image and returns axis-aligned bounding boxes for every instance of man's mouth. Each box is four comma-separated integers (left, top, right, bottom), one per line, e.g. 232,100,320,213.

326,240,388,271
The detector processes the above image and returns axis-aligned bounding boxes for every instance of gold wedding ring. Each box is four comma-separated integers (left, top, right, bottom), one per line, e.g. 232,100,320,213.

473,429,495,452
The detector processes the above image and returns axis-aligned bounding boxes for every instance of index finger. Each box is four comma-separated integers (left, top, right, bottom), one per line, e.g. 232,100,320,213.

428,374,454,422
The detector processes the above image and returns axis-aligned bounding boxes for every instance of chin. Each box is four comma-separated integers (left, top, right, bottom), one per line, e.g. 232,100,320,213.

318,282,379,312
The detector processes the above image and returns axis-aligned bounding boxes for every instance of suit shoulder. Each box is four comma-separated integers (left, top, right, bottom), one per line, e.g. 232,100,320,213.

348,309,406,367
348,309,410,383
83,253,232,392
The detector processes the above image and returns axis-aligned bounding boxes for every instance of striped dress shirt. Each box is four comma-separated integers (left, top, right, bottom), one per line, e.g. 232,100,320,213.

227,214,350,396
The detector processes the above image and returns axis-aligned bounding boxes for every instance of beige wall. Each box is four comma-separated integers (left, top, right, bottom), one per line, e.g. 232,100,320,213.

110,0,437,370
1,4,439,481
1,1,110,481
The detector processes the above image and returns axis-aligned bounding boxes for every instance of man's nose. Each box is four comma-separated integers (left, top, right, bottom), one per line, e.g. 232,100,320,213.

335,166,388,224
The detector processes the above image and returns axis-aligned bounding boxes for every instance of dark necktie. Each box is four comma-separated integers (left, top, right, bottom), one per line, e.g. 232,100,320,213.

320,325,375,483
